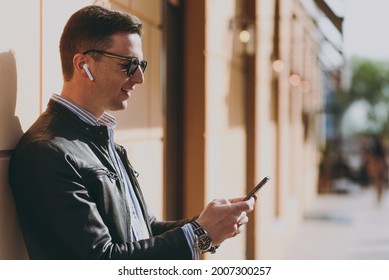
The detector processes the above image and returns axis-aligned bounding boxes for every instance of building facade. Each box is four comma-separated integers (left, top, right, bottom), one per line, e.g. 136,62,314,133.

0,0,342,259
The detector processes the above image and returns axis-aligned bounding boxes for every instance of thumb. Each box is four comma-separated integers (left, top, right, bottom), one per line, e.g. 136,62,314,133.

230,198,255,212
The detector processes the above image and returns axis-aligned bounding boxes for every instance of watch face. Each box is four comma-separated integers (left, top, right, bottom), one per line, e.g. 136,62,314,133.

197,235,212,251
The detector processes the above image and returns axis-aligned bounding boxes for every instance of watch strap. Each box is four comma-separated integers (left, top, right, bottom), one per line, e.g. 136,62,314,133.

191,220,206,236
190,221,219,254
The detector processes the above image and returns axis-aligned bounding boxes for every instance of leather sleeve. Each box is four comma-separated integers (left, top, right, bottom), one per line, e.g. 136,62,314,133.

9,140,192,260
149,216,197,236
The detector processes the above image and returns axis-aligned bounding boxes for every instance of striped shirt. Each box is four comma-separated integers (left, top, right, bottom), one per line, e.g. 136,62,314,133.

51,94,198,259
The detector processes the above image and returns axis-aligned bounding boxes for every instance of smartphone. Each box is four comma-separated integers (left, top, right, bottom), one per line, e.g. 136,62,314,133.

243,176,270,200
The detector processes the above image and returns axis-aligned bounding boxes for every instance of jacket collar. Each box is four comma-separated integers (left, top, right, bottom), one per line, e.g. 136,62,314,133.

46,99,110,142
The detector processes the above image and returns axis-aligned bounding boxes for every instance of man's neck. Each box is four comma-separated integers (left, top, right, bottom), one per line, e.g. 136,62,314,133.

61,82,104,118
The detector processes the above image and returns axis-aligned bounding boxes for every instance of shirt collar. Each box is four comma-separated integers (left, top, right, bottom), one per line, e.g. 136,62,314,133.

51,94,117,129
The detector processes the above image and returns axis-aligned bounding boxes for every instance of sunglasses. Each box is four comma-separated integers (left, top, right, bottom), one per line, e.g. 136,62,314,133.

82,49,148,77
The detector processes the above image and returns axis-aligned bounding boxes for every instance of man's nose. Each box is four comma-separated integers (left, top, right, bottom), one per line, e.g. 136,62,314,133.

131,66,145,84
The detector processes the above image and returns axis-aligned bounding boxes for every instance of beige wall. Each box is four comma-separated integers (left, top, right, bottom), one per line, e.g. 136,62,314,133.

255,0,283,259
0,0,41,259
41,0,94,106
182,0,324,259
254,0,323,258
204,0,247,260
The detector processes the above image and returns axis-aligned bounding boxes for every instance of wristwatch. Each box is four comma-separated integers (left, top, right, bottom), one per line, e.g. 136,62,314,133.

190,221,219,254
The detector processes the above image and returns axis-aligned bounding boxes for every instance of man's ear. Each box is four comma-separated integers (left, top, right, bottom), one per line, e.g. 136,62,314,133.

73,53,93,81
73,53,85,71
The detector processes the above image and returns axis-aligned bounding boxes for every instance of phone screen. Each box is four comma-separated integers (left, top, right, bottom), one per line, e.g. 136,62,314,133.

243,176,270,200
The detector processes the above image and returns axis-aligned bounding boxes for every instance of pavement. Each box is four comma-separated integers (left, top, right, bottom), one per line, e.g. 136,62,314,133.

281,186,389,259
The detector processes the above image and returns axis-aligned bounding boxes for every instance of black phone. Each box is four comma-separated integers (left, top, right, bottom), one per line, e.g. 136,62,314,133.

243,176,270,200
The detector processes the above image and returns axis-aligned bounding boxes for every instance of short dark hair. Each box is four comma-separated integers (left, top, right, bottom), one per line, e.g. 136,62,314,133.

59,5,143,81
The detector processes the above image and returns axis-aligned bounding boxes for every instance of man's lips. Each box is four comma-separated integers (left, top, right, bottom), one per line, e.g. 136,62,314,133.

121,87,134,96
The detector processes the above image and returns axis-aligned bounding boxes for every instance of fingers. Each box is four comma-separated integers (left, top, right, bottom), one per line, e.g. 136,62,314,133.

236,212,248,234
196,197,256,245
237,211,248,225
227,211,248,239
211,197,255,216
228,197,244,203
209,198,232,207
229,197,255,213
231,223,245,237
229,195,257,204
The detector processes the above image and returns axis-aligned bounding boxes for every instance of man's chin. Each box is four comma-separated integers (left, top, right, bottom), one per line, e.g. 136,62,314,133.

108,101,128,112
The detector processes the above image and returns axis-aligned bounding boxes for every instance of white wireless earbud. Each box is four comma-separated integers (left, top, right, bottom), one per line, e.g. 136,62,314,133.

83,64,94,81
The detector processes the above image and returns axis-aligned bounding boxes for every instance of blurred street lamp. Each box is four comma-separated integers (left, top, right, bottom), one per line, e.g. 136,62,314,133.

272,59,284,73
289,74,301,87
229,17,255,55
239,29,251,43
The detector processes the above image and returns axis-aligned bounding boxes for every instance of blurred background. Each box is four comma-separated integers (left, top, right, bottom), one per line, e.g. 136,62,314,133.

1,0,389,260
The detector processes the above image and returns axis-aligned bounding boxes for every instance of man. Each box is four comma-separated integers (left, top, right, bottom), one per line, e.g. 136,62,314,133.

9,5,255,260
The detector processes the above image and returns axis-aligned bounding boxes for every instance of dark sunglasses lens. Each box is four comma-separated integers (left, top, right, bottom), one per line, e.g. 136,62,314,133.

127,59,138,76
140,61,148,72
127,59,147,76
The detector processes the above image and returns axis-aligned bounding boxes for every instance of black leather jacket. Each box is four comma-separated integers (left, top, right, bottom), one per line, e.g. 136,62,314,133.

9,100,193,259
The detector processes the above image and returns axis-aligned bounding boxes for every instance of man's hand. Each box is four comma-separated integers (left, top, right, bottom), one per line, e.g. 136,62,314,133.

195,197,256,245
